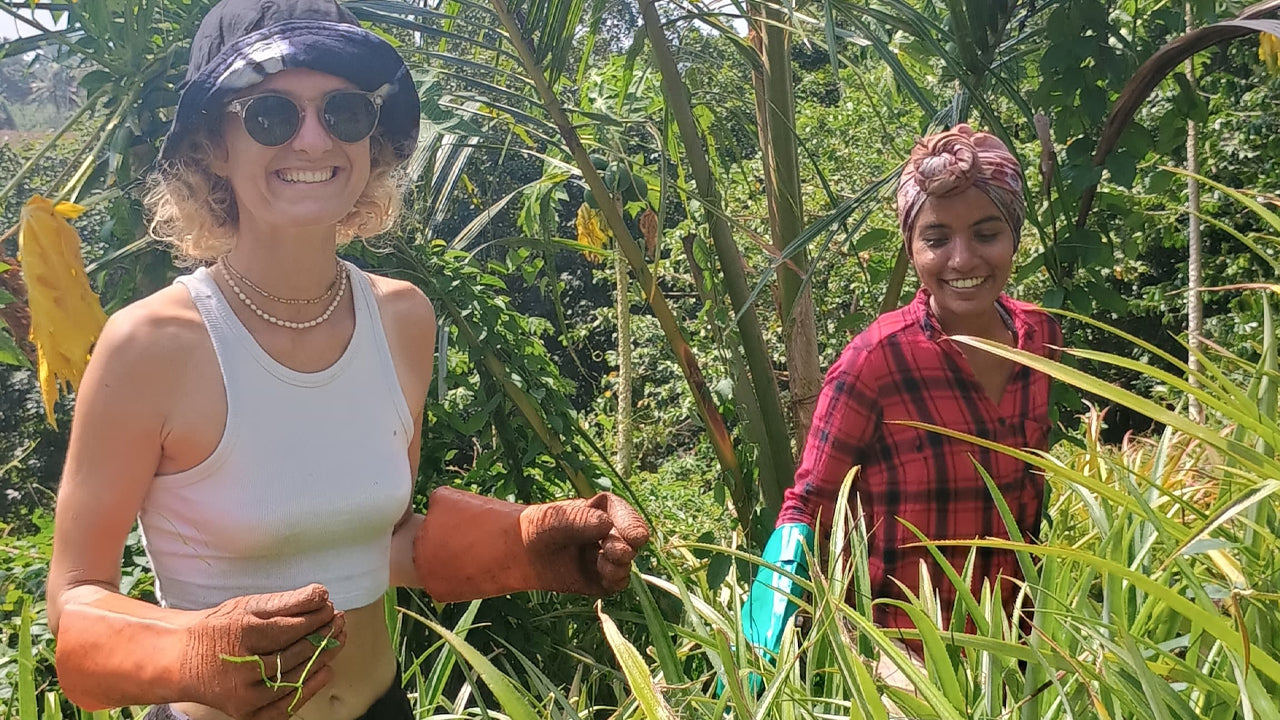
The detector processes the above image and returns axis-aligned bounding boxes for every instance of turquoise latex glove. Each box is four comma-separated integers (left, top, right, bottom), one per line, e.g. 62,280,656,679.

720,523,814,696
743,523,814,661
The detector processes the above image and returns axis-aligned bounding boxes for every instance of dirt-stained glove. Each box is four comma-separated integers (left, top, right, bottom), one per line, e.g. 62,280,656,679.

55,583,345,720
181,584,347,719
413,487,651,602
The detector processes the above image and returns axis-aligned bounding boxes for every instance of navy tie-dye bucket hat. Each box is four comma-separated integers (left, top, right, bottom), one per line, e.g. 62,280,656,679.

160,0,419,163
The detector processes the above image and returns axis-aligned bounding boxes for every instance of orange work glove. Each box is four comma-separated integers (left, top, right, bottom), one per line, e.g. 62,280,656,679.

413,487,651,602
56,584,345,720
181,584,347,719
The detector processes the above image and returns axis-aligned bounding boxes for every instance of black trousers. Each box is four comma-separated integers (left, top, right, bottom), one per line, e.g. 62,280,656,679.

142,679,412,720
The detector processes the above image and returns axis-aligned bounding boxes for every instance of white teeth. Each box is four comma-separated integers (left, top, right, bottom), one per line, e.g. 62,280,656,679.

946,277,986,289
277,168,335,184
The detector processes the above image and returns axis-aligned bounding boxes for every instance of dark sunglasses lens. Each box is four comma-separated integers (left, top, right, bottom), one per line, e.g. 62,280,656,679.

242,95,300,147
323,93,379,143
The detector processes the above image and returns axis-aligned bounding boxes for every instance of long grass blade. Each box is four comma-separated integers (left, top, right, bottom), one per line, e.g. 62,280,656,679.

398,608,541,720
598,602,678,720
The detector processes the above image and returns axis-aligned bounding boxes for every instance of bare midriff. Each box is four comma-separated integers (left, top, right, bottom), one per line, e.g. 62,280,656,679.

173,599,397,720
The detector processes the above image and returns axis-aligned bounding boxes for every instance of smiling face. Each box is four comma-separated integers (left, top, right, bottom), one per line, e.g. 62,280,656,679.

208,67,372,238
908,186,1017,331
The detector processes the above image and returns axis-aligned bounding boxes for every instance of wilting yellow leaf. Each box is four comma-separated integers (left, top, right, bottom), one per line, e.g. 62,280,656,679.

575,203,610,264
18,195,107,427
1262,33,1280,75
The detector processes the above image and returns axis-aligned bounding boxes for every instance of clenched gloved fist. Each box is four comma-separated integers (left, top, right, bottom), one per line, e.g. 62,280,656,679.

413,487,651,602
182,583,346,720
521,491,651,595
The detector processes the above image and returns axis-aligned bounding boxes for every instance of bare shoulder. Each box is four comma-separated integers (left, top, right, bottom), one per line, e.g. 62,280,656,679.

92,284,208,371
364,271,436,342
79,284,217,418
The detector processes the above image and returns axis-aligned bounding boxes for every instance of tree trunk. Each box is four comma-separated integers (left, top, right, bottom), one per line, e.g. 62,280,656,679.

614,238,634,478
1185,2,1204,424
750,12,823,457
638,0,797,522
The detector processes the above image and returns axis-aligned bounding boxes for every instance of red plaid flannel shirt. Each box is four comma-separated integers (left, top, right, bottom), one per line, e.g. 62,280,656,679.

778,289,1061,633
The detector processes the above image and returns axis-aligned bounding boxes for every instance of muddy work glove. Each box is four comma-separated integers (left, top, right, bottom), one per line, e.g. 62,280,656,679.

182,584,347,719
55,583,345,720
413,487,651,602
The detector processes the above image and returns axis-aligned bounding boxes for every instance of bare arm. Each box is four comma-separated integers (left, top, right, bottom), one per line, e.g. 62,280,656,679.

49,299,184,633
366,276,435,588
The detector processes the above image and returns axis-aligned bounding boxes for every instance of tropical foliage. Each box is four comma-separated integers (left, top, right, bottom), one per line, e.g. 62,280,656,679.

2,0,1279,717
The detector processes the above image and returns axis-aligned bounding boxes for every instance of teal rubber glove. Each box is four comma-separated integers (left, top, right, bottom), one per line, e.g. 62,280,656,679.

742,523,814,662
719,523,814,697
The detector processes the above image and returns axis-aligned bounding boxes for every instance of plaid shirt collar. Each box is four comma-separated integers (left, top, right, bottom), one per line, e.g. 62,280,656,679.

908,287,1041,351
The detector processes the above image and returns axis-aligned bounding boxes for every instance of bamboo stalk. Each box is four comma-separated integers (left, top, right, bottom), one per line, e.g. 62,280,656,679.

750,6,823,455
638,0,797,520
483,0,745,495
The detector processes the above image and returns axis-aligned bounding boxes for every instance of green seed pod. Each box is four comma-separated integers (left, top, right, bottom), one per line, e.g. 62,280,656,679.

614,164,635,198
626,175,649,204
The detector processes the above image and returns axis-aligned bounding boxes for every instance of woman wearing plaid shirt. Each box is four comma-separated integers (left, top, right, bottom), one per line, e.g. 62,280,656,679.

741,124,1061,675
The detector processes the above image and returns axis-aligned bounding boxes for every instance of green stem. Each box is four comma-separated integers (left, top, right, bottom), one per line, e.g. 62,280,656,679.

484,0,744,494
752,3,823,468
640,0,796,521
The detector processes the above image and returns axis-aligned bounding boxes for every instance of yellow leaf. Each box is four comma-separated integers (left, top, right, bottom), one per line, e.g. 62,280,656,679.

1262,33,1280,75
17,195,108,427
575,203,610,264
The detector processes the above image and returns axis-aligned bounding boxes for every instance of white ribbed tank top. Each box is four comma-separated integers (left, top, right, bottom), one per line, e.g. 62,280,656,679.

137,262,413,611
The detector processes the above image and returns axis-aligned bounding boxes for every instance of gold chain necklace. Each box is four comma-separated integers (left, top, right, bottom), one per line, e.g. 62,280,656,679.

219,261,348,330
220,255,342,305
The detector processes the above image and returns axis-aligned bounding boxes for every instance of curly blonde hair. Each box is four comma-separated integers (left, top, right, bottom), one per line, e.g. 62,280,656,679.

145,130,404,264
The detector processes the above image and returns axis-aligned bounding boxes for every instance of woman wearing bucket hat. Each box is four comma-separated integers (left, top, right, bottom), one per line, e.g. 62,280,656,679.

736,125,1062,685
44,1,649,719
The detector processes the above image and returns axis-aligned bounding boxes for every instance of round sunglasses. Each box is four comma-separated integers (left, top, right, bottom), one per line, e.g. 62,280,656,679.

224,84,391,147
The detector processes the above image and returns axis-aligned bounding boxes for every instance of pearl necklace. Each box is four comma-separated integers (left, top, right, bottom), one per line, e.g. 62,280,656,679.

219,261,348,330
221,255,341,305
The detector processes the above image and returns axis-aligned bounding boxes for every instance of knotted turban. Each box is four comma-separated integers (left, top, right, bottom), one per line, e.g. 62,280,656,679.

895,124,1026,250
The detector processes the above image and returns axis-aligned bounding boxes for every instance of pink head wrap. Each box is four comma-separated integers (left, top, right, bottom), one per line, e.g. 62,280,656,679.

895,124,1026,249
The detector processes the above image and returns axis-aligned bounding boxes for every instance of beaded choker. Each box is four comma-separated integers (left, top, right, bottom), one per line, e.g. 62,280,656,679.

221,255,342,305
218,260,348,330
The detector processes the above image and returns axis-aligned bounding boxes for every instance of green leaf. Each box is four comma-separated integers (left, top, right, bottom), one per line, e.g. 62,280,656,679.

398,608,541,720
598,602,677,720
1105,148,1139,189
630,574,687,685
706,553,731,589
0,328,29,368
854,227,893,252
1042,287,1065,309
